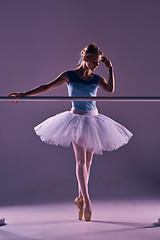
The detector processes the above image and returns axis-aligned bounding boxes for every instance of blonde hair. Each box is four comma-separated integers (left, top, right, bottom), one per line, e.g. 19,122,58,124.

78,43,103,65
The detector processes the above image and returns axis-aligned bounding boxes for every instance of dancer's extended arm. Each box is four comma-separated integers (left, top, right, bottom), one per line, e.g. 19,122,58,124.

9,72,68,99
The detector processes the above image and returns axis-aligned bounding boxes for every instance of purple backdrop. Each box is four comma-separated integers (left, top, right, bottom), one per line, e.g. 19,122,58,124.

0,0,160,205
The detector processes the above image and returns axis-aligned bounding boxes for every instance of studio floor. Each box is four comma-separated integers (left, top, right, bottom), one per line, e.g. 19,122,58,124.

0,200,160,240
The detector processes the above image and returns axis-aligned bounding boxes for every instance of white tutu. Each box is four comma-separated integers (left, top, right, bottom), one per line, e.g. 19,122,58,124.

34,108,133,155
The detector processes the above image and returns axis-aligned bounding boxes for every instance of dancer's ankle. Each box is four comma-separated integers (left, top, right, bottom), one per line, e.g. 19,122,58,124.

78,192,83,200
83,194,92,212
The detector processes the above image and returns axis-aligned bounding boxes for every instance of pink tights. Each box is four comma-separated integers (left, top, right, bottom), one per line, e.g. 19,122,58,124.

72,141,94,198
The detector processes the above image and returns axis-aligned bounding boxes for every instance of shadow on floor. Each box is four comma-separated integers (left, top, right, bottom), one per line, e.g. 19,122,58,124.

92,219,160,229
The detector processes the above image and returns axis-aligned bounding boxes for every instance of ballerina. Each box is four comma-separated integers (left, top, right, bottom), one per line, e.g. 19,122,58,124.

9,43,133,221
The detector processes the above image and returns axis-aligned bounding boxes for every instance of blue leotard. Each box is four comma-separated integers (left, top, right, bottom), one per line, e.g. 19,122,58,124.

66,70,101,111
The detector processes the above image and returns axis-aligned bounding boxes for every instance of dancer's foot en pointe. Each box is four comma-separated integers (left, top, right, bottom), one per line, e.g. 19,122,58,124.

83,194,92,221
74,195,84,220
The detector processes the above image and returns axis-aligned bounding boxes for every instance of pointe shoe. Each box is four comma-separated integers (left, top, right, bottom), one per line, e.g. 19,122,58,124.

83,195,92,221
84,210,92,221
74,197,84,220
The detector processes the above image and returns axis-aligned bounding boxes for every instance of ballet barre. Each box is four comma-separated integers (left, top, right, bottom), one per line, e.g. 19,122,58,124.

1,96,160,102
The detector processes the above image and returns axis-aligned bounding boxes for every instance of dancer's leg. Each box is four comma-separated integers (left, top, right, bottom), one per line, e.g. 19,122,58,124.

72,141,88,197
78,150,94,198
72,141,92,215
83,150,93,216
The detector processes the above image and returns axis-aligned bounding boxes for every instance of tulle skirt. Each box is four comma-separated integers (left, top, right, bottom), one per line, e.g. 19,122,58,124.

34,107,133,155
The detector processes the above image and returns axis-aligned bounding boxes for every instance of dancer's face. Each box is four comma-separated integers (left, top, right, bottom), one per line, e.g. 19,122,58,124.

85,54,102,71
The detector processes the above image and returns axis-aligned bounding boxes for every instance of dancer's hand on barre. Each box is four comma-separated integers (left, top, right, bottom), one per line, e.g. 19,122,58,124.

101,57,113,70
8,92,25,103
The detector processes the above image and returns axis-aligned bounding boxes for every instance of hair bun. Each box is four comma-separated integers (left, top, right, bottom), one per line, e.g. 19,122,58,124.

81,43,103,57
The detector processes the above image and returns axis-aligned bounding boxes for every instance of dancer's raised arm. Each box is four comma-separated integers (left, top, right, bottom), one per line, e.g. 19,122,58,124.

99,57,115,93
9,71,68,100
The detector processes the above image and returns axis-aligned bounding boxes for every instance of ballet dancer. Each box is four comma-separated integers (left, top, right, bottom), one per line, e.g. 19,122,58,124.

9,43,133,221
